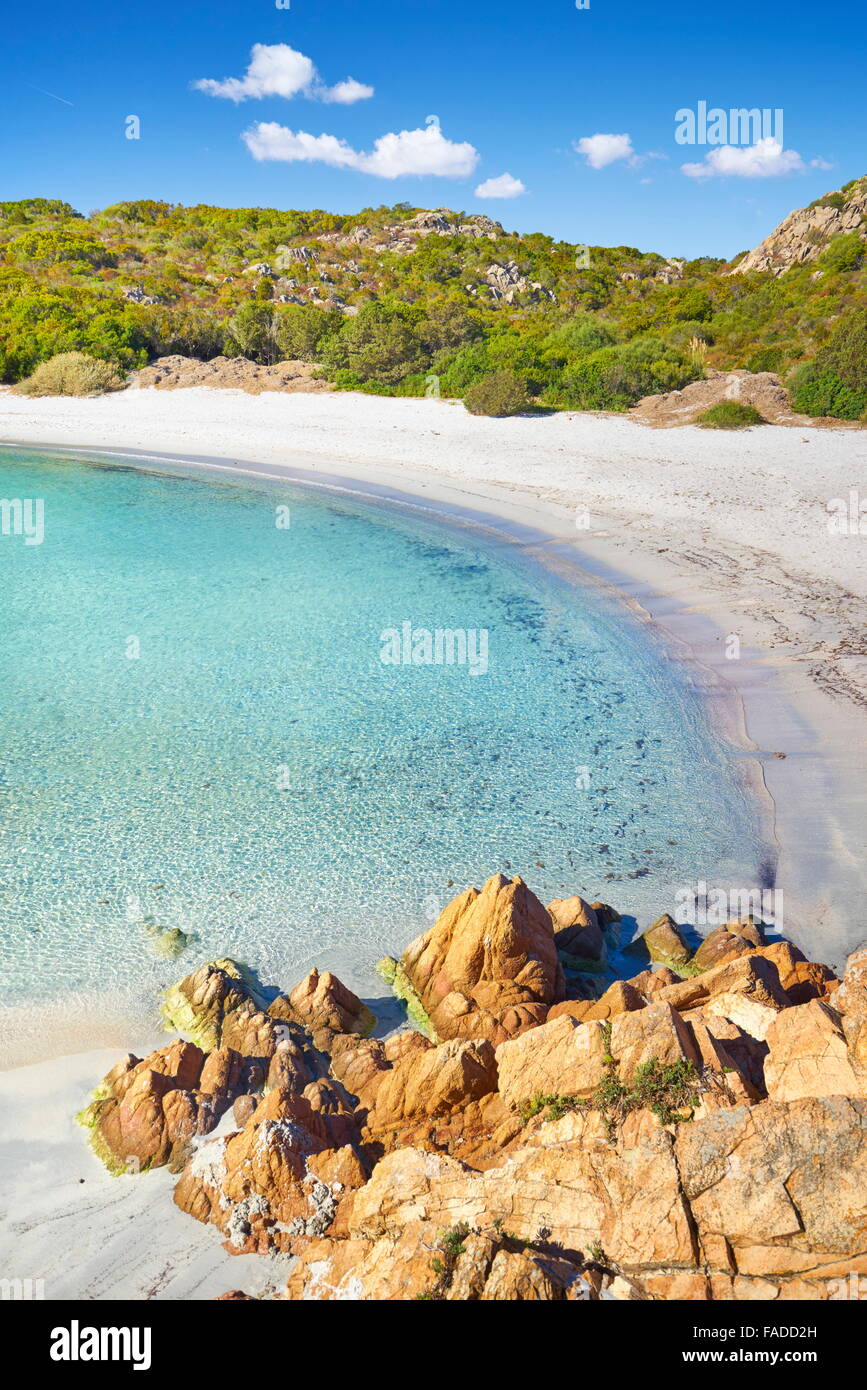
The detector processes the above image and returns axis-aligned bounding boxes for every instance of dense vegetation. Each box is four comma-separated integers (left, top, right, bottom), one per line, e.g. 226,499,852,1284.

1,185,864,417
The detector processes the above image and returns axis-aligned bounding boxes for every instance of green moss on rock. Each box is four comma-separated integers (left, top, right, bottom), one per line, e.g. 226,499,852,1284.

152,927,191,960
75,1081,144,1177
160,956,266,1048
376,956,439,1042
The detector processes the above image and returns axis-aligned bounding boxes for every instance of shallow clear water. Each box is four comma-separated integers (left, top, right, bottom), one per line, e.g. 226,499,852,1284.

0,447,763,1055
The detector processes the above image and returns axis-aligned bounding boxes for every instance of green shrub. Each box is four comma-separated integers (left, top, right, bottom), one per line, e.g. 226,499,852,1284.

463,370,529,416
818,233,864,275
14,351,125,396
788,366,865,419
697,401,765,429
435,340,494,396
274,304,342,361
808,192,846,212
813,309,867,393
746,346,786,374
559,337,695,410
541,313,615,363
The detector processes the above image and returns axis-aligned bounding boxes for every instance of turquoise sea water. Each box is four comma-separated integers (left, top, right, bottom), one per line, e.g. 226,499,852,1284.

0,448,763,1055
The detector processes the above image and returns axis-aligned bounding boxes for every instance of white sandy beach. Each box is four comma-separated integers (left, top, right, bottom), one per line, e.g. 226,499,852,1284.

1,383,865,1300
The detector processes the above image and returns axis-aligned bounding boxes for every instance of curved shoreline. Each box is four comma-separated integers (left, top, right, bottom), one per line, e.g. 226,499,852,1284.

0,429,846,967
1,389,864,972
0,401,863,1306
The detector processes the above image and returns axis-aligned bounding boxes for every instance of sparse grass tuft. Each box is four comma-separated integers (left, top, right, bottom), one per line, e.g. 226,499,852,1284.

696,401,765,429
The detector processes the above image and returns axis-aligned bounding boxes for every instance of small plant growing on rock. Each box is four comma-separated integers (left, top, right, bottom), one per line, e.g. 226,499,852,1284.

420,1222,473,1299
630,1058,701,1127
587,1022,703,1138
520,1091,583,1125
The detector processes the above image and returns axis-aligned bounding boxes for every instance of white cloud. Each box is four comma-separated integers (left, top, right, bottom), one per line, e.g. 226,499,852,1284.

474,172,526,198
193,43,373,105
682,138,806,179
243,124,359,167
243,120,479,178
318,78,375,105
574,133,635,169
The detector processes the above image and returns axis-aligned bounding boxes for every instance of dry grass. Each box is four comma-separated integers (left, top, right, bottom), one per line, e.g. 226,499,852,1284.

14,352,125,397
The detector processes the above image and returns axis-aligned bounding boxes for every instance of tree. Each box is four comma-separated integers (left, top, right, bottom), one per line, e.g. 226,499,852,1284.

321,303,428,384
226,302,279,363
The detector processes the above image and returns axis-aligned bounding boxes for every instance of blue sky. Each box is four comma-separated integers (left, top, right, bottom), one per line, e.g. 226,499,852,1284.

3,0,864,257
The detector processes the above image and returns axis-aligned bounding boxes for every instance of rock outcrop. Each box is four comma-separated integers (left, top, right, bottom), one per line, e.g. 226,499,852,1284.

625,912,693,969
728,177,867,277
77,872,867,1301
268,968,375,1051
76,1040,266,1175
161,958,280,1056
547,895,606,966
629,368,832,429
132,356,334,394
387,874,565,1044
483,260,555,304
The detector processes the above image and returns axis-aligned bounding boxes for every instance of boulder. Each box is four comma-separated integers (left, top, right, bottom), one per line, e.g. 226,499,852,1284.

693,918,765,971
328,1034,390,1103
547,896,605,963
495,1001,699,1113
701,991,785,1042
693,928,753,971
655,953,790,1014
624,967,683,999
367,1037,498,1130
478,1249,585,1300
161,958,278,1056
173,1087,367,1252
151,927,191,960
590,902,621,928
548,979,646,1024
833,945,867,1016
77,1040,259,1174
626,914,692,969
269,968,375,1048
561,979,645,1022
687,1017,763,1105
395,874,565,1044
748,941,839,1005
764,1000,867,1103
266,1037,317,1092
610,1001,702,1081
495,1014,607,1111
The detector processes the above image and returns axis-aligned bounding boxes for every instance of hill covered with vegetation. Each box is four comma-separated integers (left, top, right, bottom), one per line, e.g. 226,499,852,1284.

1,179,865,417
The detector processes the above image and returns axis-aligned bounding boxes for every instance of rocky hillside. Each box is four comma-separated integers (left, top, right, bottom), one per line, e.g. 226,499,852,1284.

1,183,864,418
732,176,867,276
77,872,867,1301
